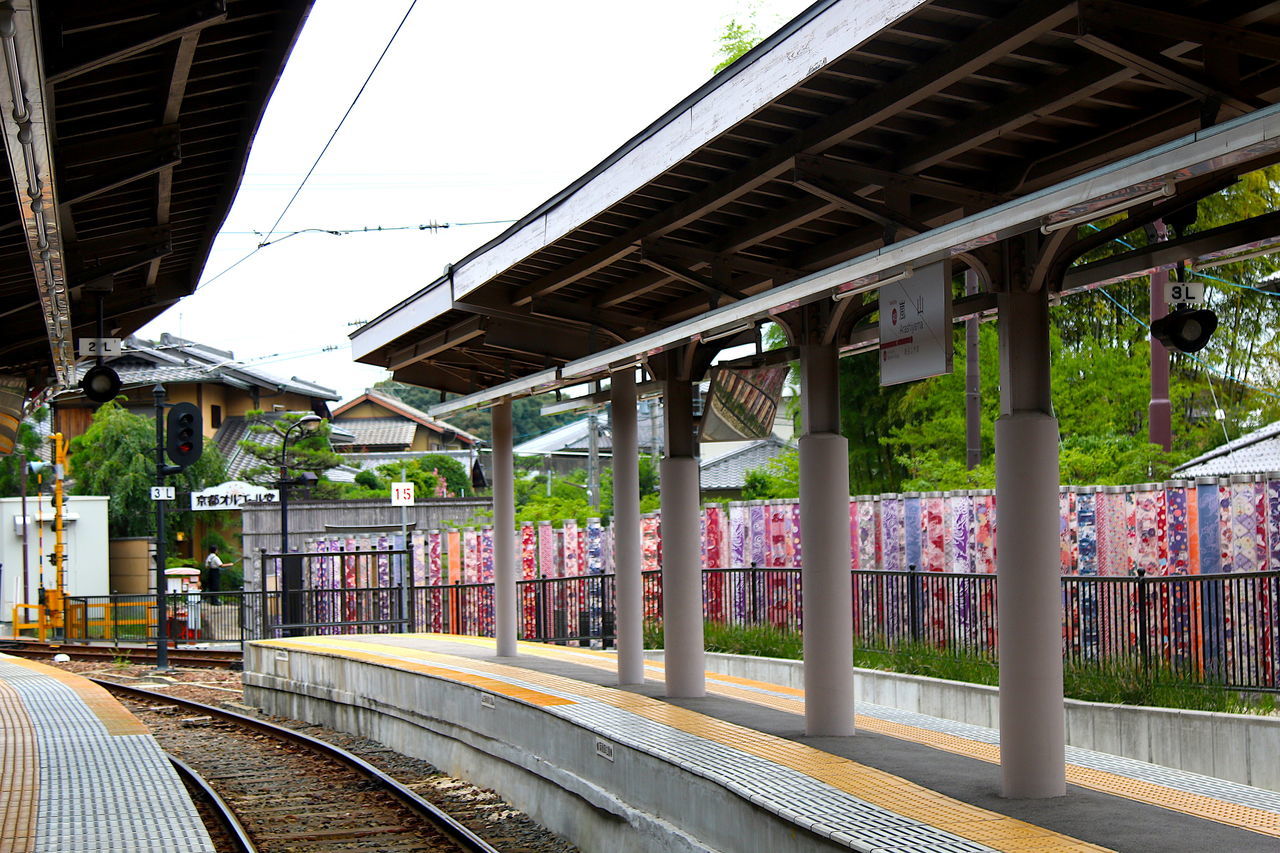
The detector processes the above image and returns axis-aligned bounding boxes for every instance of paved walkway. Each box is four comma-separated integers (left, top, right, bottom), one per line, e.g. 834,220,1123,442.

0,655,214,853
257,634,1280,852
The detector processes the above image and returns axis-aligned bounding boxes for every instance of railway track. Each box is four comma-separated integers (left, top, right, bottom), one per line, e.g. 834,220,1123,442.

95,679,502,853
0,640,241,668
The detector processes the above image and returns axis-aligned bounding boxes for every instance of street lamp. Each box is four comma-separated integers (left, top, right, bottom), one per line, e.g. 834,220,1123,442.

278,414,322,555
277,414,321,637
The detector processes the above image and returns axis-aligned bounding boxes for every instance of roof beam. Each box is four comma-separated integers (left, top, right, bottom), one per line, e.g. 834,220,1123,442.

149,32,201,288
1079,1,1280,62
386,316,486,372
1076,31,1267,116
793,154,1008,209
639,240,806,286
792,165,929,234
529,297,657,335
891,56,1135,180
58,146,181,208
484,319,598,362
68,232,173,287
507,0,1078,306
47,1,227,84
638,245,746,304
1061,208,1280,290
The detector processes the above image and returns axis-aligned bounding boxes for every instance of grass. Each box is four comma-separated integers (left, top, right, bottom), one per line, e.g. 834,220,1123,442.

643,621,1278,715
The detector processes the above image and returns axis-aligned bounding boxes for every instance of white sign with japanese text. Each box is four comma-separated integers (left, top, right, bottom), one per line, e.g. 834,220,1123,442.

879,260,953,386
191,480,280,511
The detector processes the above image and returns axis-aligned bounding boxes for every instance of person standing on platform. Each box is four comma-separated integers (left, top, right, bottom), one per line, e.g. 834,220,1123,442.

205,546,223,595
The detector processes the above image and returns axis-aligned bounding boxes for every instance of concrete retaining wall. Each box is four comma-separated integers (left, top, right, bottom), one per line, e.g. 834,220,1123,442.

644,651,1280,792
244,645,852,853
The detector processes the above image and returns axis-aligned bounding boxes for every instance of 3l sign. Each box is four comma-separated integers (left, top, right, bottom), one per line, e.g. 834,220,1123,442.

391,482,415,506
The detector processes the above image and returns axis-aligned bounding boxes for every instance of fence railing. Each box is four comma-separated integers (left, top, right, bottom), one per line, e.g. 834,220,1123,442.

57,566,1280,691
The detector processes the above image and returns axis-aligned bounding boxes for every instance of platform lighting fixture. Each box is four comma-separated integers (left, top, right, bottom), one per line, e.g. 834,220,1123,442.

832,268,914,302
1190,242,1280,272
700,323,754,343
1040,183,1176,234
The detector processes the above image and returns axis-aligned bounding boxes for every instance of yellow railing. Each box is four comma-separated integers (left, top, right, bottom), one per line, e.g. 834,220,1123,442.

11,603,50,641
12,601,157,642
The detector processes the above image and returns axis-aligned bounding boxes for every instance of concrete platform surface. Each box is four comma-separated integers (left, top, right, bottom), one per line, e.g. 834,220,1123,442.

0,654,214,853
245,634,1280,853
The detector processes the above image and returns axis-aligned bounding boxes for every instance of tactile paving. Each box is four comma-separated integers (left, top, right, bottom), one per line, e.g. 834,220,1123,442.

264,636,1110,852
0,655,215,853
445,634,1280,838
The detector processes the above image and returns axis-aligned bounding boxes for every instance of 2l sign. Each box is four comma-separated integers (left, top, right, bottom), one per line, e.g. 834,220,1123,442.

391,482,415,506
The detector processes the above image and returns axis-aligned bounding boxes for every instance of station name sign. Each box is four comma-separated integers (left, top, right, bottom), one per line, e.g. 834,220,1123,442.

879,259,953,387
191,480,280,511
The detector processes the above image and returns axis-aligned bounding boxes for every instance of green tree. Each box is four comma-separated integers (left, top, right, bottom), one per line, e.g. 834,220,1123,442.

373,380,578,445
237,411,343,486
714,7,760,73
68,401,228,540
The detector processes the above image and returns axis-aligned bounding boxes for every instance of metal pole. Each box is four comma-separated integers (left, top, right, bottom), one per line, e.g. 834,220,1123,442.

19,451,28,607
492,398,517,656
611,368,644,684
400,464,410,631
587,411,600,509
51,434,65,641
153,384,170,671
1148,221,1173,452
964,269,982,469
995,284,1065,798
798,342,854,736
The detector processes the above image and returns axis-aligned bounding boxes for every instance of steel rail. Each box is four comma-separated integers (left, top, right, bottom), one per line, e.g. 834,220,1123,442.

0,641,241,668
93,679,502,853
167,754,258,853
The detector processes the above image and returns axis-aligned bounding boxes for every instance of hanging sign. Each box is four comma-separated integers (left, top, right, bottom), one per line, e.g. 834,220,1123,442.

879,259,953,386
77,337,122,357
1165,280,1204,305
191,480,279,511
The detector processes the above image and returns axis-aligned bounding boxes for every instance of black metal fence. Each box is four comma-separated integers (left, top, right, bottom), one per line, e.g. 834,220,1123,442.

60,563,1280,690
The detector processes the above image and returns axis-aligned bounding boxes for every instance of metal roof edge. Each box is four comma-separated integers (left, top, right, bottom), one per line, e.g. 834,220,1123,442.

351,0,913,357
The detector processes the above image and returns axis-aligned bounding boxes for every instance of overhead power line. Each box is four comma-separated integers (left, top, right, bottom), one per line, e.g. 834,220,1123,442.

262,0,420,245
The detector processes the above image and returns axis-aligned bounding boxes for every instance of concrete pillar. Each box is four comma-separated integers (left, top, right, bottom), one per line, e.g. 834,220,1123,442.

798,343,854,736
995,286,1066,798
661,376,705,697
492,398,517,657
611,369,644,685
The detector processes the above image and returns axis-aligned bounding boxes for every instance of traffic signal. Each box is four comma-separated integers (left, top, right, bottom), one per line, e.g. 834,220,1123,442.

166,402,203,469
1151,306,1218,354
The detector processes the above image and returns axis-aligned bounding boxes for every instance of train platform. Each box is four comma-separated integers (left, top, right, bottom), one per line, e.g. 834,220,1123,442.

0,654,215,853
244,634,1280,853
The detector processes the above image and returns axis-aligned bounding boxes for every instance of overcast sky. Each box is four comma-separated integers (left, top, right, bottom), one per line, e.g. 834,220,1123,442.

137,0,814,402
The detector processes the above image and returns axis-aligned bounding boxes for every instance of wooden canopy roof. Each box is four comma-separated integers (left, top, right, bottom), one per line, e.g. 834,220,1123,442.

0,0,312,395
353,0,1280,401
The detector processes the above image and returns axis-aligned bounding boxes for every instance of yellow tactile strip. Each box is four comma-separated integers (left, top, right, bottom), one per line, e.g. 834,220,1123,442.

0,675,36,853
421,635,1280,840
2,656,148,736
259,636,1109,853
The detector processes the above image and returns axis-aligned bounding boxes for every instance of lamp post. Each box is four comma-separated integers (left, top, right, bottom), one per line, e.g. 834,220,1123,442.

278,414,322,555
277,414,321,636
